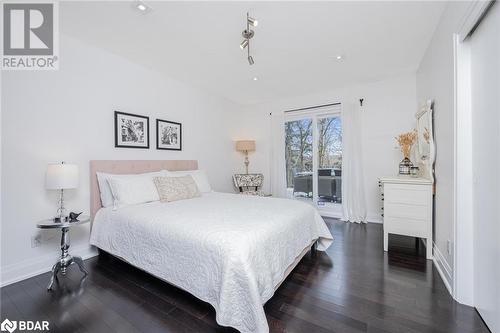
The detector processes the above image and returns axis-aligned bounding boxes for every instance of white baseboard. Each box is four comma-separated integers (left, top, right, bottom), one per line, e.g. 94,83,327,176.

320,211,383,224
432,241,453,296
0,245,98,287
366,214,383,224
319,211,343,219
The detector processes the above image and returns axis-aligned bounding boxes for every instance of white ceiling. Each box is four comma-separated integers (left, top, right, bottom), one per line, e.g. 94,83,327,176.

60,1,446,105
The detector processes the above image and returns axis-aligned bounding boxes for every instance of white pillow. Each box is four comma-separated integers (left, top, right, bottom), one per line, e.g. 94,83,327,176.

107,176,160,207
96,171,166,207
96,172,116,207
166,170,212,193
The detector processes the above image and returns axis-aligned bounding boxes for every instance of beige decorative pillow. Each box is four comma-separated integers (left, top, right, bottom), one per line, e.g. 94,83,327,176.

153,176,200,202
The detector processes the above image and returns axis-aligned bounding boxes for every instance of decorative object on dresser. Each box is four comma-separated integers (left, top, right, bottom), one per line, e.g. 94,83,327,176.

156,119,182,150
37,215,90,290
235,140,255,174
233,173,265,196
46,162,79,222
379,177,433,259
395,129,417,175
410,166,419,177
114,111,149,148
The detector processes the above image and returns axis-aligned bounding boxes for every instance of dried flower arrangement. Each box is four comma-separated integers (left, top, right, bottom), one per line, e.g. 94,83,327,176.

395,129,417,159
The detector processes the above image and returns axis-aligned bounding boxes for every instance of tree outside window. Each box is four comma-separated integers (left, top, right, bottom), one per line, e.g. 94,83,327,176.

285,117,342,188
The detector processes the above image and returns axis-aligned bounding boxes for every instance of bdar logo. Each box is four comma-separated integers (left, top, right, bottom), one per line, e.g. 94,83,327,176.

0,319,49,332
0,319,17,333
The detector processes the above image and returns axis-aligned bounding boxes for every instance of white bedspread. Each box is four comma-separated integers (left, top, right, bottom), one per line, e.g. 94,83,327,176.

90,192,333,333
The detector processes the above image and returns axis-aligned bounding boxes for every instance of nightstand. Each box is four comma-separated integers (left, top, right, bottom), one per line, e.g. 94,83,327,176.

37,215,90,290
379,177,433,259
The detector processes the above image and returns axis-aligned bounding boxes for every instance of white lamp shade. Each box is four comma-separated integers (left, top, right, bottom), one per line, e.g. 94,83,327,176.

46,163,79,190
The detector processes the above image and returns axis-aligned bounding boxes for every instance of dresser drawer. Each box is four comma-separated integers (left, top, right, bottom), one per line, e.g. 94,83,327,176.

384,184,430,206
384,203,430,220
384,216,429,238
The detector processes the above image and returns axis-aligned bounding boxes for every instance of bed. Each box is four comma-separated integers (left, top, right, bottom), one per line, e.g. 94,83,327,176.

89,160,333,333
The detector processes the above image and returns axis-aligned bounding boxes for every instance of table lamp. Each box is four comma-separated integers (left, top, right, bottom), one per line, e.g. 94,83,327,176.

46,162,79,222
235,140,255,174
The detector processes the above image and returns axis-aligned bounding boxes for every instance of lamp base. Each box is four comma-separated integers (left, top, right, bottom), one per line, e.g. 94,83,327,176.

54,189,68,223
53,216,68,223
244,152,250,174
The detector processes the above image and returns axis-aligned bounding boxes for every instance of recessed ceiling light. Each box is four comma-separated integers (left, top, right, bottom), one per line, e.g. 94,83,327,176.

336,55,343,60
253,77,258,81
133,1,151,13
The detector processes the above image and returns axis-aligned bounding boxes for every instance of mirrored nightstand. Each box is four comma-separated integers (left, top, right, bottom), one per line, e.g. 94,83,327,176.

37,215,90,290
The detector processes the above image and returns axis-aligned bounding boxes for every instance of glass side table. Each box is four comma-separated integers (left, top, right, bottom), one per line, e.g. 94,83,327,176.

37,215,90,290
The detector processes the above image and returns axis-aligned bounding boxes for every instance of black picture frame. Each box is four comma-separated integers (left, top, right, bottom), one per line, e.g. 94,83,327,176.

114,111,150,149
156,119,182,151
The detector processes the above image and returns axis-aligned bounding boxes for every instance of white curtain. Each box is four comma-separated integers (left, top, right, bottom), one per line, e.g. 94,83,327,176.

341,102,367,223
270,111,287,198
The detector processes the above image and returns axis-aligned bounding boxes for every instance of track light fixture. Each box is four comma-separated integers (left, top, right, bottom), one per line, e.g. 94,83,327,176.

240,39,249,50
247,16,258,27
240,12,257,65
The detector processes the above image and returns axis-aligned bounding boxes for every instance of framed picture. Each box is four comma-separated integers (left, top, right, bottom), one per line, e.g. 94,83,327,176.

156,119,182,150
114,111,149,148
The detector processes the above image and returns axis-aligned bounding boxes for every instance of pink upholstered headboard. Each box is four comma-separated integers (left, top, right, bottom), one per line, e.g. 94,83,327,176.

89,160,198,220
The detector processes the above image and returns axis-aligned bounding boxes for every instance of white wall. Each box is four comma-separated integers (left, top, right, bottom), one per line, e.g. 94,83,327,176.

231,74,418,223
416,1,473,292
0,34,241,285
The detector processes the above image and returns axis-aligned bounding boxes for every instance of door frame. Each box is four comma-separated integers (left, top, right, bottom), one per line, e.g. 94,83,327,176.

452,0,494,307
452,33,474,306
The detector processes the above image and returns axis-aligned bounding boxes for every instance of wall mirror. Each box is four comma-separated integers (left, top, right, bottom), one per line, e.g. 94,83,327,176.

415,100,435,181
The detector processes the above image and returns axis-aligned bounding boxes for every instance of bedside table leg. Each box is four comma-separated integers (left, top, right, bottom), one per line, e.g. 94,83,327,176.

72,256,88,276
47,261,61,291
60,227,70,276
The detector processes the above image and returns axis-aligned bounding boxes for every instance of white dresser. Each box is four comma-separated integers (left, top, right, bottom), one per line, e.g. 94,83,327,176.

379,176,433,259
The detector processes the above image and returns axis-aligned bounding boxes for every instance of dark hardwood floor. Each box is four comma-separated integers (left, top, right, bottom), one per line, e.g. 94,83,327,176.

1,219,490,333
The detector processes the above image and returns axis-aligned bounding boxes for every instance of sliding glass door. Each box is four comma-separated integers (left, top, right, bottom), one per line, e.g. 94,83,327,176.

285,118,313,202
284,105,342,216
317,115,342,205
